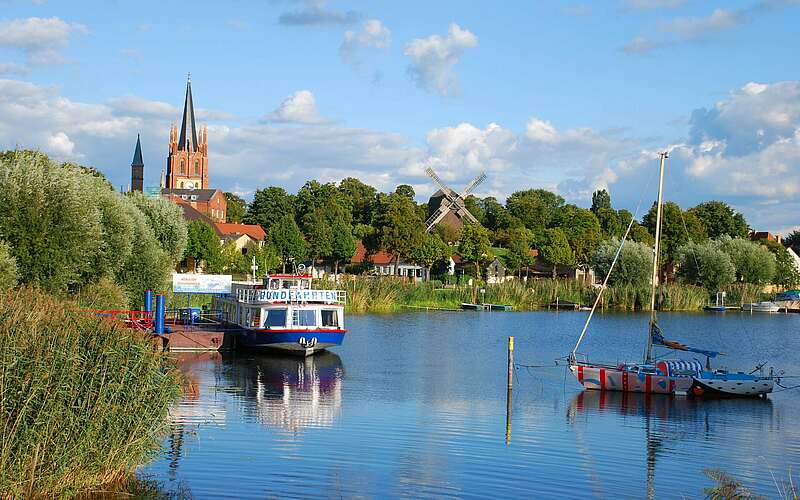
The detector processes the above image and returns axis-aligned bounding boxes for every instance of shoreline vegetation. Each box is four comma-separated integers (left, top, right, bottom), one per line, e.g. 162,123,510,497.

335,277,771,314
0,288,181,498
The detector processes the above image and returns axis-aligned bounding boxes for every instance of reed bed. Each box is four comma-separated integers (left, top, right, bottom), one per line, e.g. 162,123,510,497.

0,287,181,498
333,277,708,313
720,283,770,306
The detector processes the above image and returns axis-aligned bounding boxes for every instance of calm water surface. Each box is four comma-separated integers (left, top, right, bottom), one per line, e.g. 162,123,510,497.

141,311,800,498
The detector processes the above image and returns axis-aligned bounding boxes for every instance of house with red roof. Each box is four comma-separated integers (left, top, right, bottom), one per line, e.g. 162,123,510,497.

350,241,427,281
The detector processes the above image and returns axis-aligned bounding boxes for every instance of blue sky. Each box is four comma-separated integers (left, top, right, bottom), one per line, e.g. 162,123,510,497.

1,0,799,233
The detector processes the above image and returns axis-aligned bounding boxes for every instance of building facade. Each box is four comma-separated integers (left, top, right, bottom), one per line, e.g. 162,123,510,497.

130,134,144,192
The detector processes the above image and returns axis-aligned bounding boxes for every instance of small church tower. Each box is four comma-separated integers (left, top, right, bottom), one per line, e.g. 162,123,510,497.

166,75,208,190
131,133,144,192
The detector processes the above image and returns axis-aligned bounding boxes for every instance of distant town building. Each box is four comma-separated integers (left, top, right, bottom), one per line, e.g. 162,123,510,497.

351,241,427,281
159,75,227,222
130,134,144,192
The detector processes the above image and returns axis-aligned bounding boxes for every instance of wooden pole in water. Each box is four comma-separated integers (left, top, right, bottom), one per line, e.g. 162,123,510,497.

506,336,514,444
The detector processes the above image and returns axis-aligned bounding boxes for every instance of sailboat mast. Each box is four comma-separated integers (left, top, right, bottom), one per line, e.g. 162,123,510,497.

645,151,668,364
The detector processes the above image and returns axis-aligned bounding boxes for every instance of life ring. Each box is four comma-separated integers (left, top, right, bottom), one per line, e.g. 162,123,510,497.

298,337,307,347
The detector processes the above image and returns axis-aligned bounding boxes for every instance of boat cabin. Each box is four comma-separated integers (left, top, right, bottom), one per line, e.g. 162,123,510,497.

214,274,346,332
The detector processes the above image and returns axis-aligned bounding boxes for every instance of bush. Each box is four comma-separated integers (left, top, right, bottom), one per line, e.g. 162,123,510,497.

0,151,103,291
677,241,736,291
127,191,188,262
716,236,776,284
74,276,130,311
0,242,18,290
593,238,653,286
0,288,181,497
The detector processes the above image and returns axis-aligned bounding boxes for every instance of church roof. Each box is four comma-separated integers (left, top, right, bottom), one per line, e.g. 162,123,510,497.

178,77,198,152
131,134,144,166
161,188,220,202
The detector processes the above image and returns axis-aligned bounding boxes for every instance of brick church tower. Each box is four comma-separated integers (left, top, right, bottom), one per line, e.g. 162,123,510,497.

130,133,144,192
166,76,208,190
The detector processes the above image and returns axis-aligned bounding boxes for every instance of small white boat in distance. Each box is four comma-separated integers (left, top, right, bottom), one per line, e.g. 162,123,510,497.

741,301,780,313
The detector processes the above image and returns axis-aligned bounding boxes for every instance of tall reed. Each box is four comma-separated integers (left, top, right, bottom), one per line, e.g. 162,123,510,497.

0,287,181,498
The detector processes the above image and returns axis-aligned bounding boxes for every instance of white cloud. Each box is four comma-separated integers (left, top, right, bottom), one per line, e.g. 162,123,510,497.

108,96,178,119
661,8,743,40
339,19,391,68
621,36,661,54
403,23,478,97
0,62,28,75
264,90,329,125
0,17,88,66
46,132,75,156
278,0,360,26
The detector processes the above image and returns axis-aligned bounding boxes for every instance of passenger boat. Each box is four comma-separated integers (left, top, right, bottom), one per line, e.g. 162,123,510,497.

568,152,775,397
212,274,346,356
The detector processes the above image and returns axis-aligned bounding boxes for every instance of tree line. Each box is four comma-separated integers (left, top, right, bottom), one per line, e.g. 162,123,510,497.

202,175,799,290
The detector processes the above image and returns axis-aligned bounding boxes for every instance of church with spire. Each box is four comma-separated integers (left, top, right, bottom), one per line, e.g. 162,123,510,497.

158,75,227,223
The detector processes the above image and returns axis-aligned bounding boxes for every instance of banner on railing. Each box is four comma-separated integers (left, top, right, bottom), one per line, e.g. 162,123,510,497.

255,289,340,303
173,274,232,294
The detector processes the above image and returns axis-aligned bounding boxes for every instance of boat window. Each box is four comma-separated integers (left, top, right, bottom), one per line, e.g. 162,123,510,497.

269,279,280,290
301,279,311,290
321,309,338,327
292,309,316,327
265,309,287,328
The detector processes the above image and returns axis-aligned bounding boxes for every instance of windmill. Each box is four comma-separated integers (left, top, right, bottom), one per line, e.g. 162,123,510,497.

424,167,486,232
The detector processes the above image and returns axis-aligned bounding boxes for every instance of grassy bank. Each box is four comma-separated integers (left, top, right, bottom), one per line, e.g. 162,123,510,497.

334,277,710,313
0,288,181,498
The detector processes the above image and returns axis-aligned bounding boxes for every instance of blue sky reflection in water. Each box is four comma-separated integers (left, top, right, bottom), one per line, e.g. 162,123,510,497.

143,311,800,498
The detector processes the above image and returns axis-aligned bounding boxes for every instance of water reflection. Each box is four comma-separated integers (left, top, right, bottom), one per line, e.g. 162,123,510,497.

224,352,344,433
568,391,775,498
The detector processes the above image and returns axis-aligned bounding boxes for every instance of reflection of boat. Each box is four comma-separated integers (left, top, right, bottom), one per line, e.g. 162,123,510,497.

568,152,776,397
224,351,343,433
567,391,773,499
741,301,780,313
213,274,346,355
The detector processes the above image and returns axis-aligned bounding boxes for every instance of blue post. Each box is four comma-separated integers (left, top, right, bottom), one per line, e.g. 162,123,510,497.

144,290,153,313
155,294,165,335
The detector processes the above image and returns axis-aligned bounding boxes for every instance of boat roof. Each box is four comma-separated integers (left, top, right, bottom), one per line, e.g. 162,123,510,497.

266,274,313,279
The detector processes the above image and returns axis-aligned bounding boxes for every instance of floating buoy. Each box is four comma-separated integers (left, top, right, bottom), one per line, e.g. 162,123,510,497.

692,385,705,397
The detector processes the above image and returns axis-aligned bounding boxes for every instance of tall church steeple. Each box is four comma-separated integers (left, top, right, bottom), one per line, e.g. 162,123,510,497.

131,133,144,192
166,74,208,190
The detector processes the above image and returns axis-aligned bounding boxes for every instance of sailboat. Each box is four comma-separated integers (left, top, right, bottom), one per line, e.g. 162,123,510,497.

568,152,775,397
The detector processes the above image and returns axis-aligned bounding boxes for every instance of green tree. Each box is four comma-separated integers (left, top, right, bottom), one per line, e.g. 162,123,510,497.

128,191,188,263
716,236,776,284
184,220,222,272
0,241,18,289
338,177,377,225
0,150,103,291
304,208,334,268
760,240,800,287
539,227,575,278
591,189,612,214
270,213,307,272
688,201,749,239
503,227,534,276
224,192,247,223
410,232,451,280
592,238,653,286
245,186,295,232
375,193,425,274
394,184,415,200
296,180,345,228
330,217,356,275
554,204,602,268
677,241,735,291
116,199,173,307
464,195,485,224
215,240,248,275
596,207,623,239
481,196,520,231
458,223,493,277
506,189,565,237
629,223,655,246
643,201,707,265
249,242,282,276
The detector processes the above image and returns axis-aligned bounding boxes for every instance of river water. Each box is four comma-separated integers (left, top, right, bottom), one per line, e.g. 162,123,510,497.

141,311,800,498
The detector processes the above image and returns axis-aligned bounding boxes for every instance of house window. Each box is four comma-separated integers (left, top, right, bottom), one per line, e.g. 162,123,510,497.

321,310,338,327
292,309,316,327
265,309,287,328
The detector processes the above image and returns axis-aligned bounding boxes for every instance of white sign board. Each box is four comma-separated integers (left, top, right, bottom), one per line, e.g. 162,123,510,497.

255,289,339,303
172,274,232,294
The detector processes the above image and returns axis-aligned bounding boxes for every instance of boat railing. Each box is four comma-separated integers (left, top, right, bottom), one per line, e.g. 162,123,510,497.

235,288,347,305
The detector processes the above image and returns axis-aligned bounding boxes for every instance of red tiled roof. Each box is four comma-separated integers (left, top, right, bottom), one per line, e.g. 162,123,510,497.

214,223,266,241
351,240,394,265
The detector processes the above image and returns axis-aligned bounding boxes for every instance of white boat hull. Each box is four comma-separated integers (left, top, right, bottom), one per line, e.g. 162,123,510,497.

691,373,773,397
